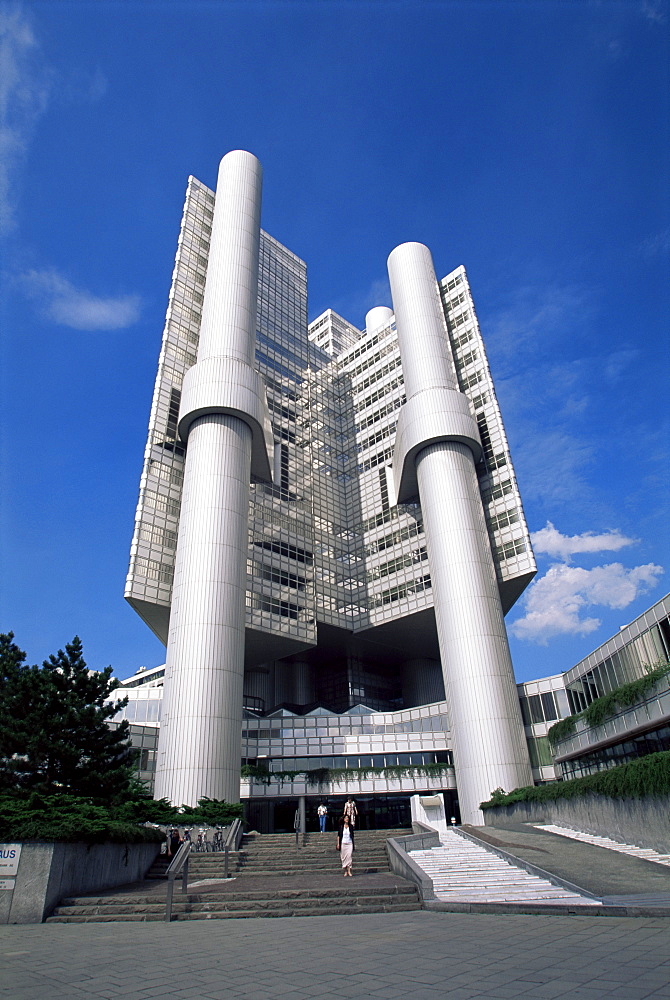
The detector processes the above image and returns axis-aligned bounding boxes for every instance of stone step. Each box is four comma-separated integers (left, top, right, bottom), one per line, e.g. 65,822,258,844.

52,892,418,917
46,900,422,923
192,854,387,865
235,853,388,861
60,883,418,907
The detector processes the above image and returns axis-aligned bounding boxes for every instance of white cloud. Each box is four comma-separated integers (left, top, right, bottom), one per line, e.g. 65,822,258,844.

59,65,108,105
0,8,107,235
531,521,637,562
0,5,51,233
19,268,141,330
641,0,666,25
503,426,594,507
363,277,392,313
510,561,664,644
603,348,639,383
485,283,592,380
639,228,670,257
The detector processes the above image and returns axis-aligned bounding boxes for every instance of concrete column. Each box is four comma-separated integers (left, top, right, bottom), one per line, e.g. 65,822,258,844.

293,660,315,705
155,151,264,806
244,663,274,711
296,795,306,847
388,242,532,824
402,658,444,708
365,306,393,336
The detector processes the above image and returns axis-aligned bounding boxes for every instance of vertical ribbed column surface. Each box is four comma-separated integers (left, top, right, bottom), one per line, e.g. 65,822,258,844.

156,416,251,805
292,661,315,705
197,152,263,365
155,151,263,806
402,658,444,708
387,242,457,397
388,242,532,825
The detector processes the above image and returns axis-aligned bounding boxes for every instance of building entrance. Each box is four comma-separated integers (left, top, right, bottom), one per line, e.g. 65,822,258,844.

245,791,459,834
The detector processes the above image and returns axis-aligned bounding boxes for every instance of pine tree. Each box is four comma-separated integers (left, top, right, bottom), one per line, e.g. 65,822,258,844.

0,633,134,801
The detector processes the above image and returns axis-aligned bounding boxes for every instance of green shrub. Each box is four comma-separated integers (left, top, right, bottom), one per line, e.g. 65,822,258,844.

178,797,243,827
241,762,451,786
0,791,165,843
547,660,670,746
546,716,577,745
480,751,670,810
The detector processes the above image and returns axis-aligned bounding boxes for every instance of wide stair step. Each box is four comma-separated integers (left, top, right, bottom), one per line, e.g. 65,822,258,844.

47,887,420,922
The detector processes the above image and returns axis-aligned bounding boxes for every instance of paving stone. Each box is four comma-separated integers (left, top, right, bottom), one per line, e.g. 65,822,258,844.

4,911,670,1000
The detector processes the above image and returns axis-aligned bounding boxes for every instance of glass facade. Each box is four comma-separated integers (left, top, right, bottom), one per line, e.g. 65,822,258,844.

518,594,670,782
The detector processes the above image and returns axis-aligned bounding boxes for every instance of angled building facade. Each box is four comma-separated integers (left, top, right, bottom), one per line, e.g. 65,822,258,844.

125,151,537,824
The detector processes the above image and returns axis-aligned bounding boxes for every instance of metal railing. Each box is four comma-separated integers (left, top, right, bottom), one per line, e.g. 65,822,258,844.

220,817,243,876
164,819,243,920
165,839,192,922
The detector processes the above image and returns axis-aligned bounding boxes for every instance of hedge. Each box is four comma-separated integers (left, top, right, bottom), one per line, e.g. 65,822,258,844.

480,750,670,810
0,792,166,844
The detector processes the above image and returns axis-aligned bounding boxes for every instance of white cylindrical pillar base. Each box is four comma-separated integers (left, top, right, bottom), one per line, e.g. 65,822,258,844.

416,441,532,824
155,414,252,806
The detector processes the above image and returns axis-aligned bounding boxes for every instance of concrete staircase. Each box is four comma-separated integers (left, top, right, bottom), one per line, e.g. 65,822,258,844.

188,829,401,879
46,829,422,922
410,830,602,906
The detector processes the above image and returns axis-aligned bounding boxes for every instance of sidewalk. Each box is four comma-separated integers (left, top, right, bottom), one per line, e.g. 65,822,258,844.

2,910,669,1000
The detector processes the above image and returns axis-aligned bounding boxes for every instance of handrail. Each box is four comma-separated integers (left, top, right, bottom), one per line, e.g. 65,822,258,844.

224,816,243,851
165,839,192,922
216,817,243,878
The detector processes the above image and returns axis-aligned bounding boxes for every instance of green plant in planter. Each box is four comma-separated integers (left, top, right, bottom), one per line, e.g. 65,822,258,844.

240,762,451,786
547,716,578,745
547,660,669,746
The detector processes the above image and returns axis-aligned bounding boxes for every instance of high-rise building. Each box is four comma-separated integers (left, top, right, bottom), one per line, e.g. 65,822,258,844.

125,151,537,825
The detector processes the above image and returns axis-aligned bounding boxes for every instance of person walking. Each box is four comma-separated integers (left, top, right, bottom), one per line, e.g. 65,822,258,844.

336,814,355,876
168,827,181,857
343,796,358,827
317,802,328,833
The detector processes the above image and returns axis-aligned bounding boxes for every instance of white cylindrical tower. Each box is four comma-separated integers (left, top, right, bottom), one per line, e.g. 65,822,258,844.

155,151,265,806
388,242,532,824
365,306,393,336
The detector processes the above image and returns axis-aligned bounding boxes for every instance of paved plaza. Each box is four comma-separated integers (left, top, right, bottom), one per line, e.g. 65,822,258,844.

2,910,669,1000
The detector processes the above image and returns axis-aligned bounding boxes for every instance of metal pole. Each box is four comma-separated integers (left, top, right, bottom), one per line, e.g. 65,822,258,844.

298,795,306,848
224,845,229,879
165,875,174,922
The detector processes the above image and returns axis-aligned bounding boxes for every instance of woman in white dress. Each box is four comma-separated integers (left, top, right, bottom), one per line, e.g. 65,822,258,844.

336,814,355,876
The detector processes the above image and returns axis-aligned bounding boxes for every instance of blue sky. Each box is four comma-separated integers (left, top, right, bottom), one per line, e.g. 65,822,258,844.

1,0,668,684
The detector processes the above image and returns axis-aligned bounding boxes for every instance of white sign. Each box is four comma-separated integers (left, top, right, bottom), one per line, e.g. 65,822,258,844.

0,845,21,877
0,879,15,891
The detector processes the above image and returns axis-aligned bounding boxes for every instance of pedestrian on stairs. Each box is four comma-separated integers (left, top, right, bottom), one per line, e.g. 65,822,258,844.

336,814,355,876
318,802,328,832
343,796,358,827
168,828,181,857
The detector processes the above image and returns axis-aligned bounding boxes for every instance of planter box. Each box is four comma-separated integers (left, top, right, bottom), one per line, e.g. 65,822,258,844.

0,840,160,924
483,794,670,854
